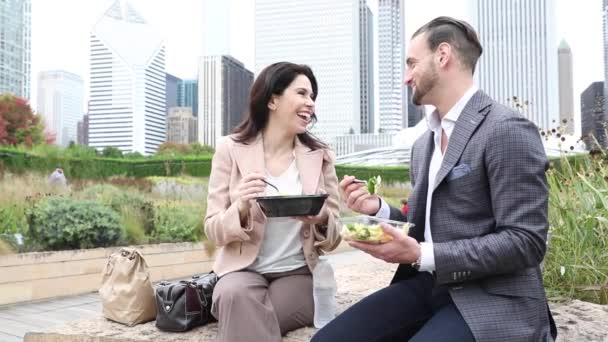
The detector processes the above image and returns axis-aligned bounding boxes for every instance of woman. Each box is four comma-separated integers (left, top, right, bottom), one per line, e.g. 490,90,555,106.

204,62,342,342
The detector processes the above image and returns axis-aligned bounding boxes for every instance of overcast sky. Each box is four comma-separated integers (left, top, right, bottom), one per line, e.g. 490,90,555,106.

30,0,603,132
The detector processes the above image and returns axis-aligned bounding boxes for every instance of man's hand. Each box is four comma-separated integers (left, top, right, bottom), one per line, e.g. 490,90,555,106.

348,223,421,264
340,175,380,215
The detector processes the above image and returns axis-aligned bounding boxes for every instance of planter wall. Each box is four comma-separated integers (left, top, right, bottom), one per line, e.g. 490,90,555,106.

0,241,353,306
0,242,215,306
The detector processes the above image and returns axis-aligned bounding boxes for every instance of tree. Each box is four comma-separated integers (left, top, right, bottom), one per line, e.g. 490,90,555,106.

101,146,123,158
188,142,214,155
0,94,44,147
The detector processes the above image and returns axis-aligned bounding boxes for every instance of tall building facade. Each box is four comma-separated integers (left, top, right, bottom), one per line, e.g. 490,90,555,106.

558,39,574,134
581,81,606,150
472,0,558,130
256,0,365,143
36,71,84,147
377,0,405,133
359,0,374,133
178,79,198,116
166,73,181,114
77,114,89,145
198,55,253,147
0,0,31,99
167,107,197,144
88,0,166,155
406,87,426,127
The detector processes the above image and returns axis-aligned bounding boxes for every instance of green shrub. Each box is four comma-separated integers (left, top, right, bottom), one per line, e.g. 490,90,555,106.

64,144,98,159
120,206,148,245
102,146,123,158
80,184,155,234
152,202,204,243
28,197,123,250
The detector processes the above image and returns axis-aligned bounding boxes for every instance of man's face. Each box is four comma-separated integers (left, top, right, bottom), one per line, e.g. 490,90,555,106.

404,34,439,106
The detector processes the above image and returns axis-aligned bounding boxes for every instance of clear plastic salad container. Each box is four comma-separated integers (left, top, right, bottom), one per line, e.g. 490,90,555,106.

339,215,413,244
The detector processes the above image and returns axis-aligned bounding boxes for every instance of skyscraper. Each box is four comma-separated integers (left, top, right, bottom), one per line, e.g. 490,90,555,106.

198,55,253,147
472,0,558,130
167,107,197,144
166,73,182,114
359,0,374,134
0,0,31,99
255,0,365,143
177,80,198,117
406,87,425,128
36,71,84,147
88,0,166,155
581,81,606,150
77,114,89,146
558,39,574,134
377,0,405,133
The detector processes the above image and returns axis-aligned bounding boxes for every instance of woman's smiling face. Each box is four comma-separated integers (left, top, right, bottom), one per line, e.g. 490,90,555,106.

268,74,316,135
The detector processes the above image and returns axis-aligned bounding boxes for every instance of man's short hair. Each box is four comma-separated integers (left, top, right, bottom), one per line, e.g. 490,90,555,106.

412,16,483,74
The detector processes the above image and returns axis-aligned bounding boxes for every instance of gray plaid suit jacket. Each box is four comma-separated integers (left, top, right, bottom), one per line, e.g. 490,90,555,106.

389,90,556,342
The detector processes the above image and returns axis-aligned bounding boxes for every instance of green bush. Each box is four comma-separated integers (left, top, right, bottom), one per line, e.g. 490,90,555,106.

102,146,123,158
28,197,123,250
152,202,204,243
80,184,155,234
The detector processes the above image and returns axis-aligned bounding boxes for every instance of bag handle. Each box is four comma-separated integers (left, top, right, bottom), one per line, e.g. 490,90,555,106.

120,248,140,260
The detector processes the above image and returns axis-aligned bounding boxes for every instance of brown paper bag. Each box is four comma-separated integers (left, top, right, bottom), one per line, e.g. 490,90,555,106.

99,248,157,326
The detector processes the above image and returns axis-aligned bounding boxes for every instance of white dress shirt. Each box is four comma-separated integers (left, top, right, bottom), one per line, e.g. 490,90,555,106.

376,85,478,271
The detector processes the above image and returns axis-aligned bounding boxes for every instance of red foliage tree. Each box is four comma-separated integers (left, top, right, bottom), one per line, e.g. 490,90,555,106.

0,94,44,147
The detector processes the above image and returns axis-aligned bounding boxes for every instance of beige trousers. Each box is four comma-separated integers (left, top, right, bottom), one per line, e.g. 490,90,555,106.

211,266,314,342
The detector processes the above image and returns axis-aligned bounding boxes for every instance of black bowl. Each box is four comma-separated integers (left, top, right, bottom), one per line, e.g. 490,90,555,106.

255,194,329,217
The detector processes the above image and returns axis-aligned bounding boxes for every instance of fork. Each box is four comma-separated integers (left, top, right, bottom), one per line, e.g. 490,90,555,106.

261,178,280,193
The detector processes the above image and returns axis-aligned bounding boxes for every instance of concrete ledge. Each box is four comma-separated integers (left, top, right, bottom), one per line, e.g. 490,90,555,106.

1,241,354,305
23,253,608,342
24,253,390,342
0,242,216,305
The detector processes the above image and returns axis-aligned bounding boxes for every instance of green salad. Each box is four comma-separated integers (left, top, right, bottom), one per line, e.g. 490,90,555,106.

341,221,410,243
367,175,382,195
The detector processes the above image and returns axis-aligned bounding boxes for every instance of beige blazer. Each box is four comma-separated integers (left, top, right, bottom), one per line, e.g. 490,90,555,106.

204,134,342,277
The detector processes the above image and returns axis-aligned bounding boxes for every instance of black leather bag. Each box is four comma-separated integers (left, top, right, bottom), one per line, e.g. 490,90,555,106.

154,272,219,332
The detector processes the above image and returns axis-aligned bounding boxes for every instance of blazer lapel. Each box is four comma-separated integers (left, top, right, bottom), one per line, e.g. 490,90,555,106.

232,134,265,176
409,131,433,241
295,137,323,195
433,91,492,190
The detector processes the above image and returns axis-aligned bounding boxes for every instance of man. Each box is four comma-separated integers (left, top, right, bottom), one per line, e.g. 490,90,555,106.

312,16,556,342
48,166,67,187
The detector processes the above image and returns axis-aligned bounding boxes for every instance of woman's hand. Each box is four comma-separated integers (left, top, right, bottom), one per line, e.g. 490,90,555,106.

294,208,328,225
236,172,266,222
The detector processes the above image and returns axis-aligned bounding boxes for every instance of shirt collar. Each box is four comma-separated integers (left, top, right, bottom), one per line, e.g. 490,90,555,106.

426,85,478,131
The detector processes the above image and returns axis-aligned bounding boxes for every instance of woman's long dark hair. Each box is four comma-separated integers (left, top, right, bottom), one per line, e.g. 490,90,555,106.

232,62,327,150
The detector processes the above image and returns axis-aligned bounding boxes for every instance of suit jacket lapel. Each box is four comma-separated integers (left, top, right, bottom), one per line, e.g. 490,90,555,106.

410,131,433,241
433,91,492,190
295,137,323,195
232,134,265,176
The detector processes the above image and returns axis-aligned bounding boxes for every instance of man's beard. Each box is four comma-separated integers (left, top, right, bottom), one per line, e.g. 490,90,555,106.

411,66,439,106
